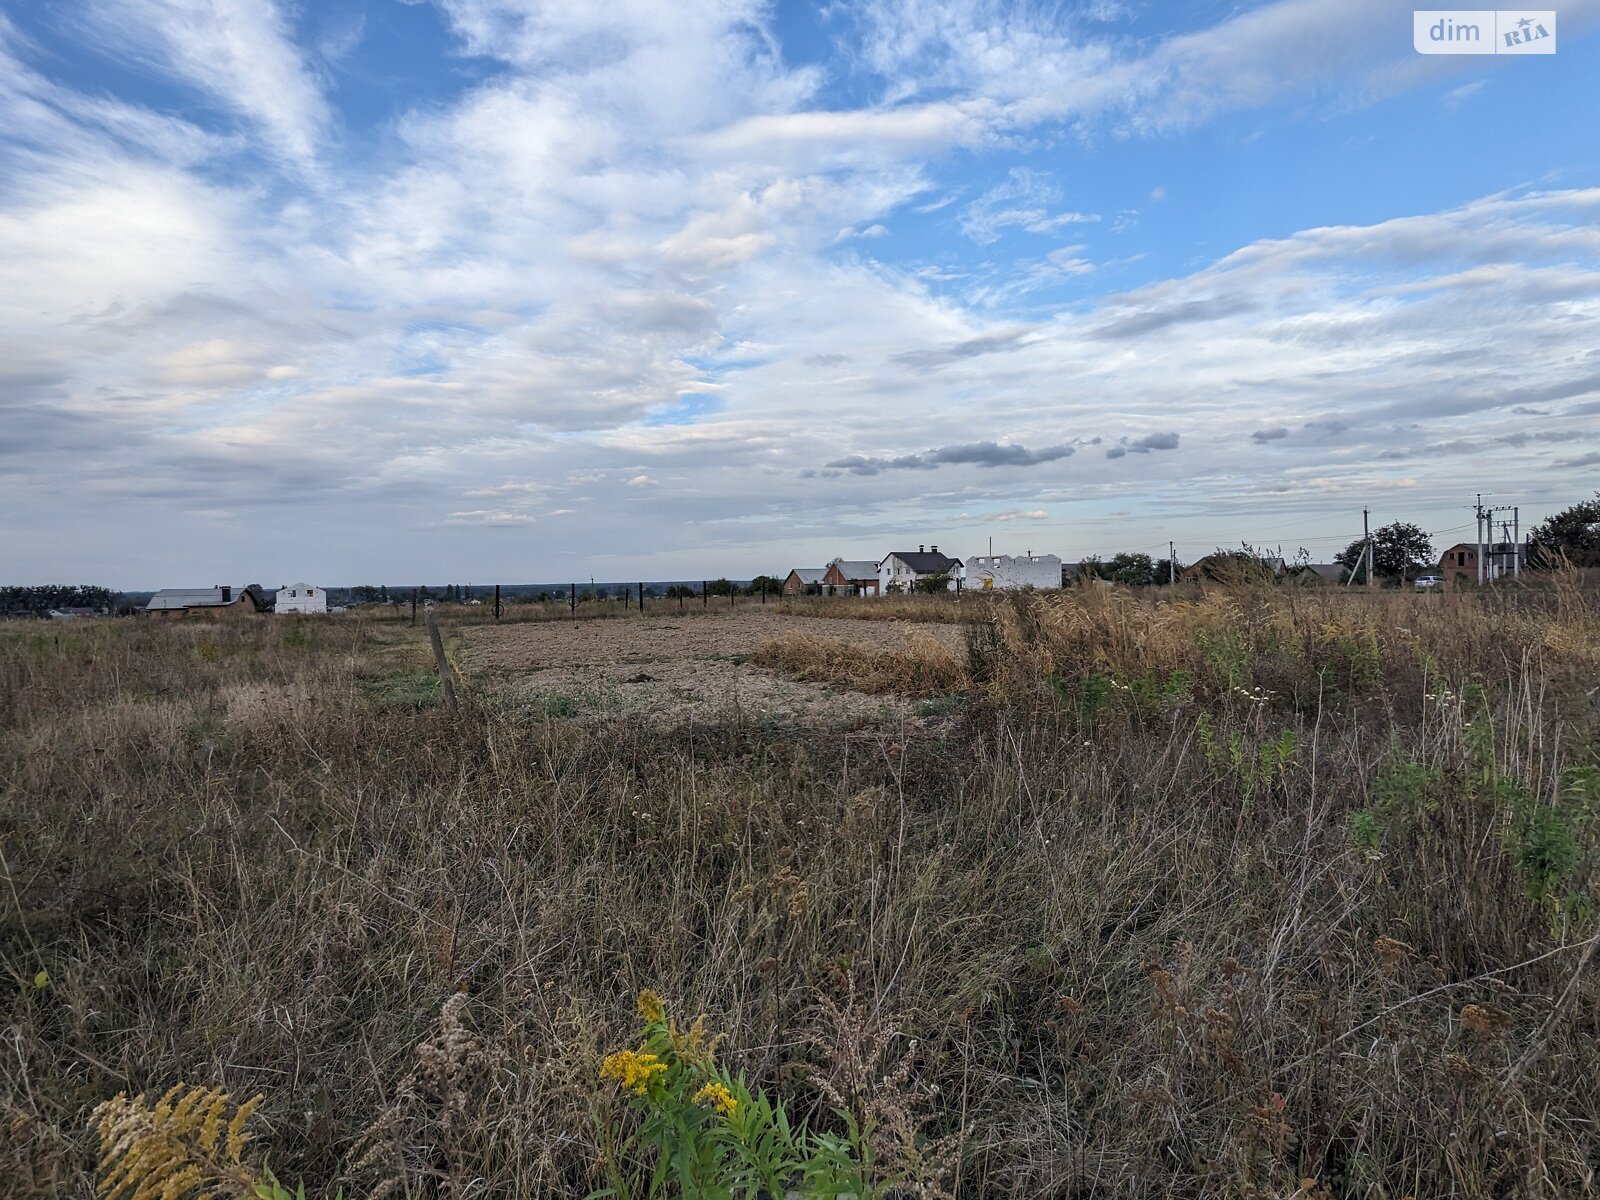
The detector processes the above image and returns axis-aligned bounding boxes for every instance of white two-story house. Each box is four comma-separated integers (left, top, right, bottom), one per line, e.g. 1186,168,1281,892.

275,582,328,614
877,546,963,594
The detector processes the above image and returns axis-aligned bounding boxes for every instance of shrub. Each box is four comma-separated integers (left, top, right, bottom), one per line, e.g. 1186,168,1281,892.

593,991,878,1199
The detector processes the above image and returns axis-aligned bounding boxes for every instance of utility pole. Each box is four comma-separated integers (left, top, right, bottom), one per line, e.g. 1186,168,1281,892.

1475,497,1520,584
1169,541,1176,585
1476,495,1486,585
1363,508,1373,588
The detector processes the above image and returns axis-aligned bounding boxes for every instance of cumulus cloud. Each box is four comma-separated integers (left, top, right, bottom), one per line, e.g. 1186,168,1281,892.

4,1,1600,581
1106,432,1180,459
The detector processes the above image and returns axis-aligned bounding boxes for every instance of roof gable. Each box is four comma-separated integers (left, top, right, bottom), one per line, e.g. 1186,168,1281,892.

880,551,960,573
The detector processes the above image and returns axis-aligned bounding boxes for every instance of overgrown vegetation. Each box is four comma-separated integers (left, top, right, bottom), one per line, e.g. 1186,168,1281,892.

3,581,1598,1197
752,629,968,696
775,593,990,625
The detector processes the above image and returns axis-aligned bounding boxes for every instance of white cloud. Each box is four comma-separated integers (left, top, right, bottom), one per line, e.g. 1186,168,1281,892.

80,0,329,165
5,1,1600,581
961,168,1098,245
445,510,539,526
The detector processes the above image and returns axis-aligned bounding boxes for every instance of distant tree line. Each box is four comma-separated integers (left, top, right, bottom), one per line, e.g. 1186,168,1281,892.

1069,553,1184,587
2,585,120,615
1065,493,1600,587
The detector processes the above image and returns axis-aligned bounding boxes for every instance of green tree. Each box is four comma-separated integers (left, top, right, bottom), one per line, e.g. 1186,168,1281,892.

746,574,782,596
1337,522,1434,583
705,578,737,596
1103,552,1156,586
1070,555,1105,583
1529,492,1600,569
912,571,951,594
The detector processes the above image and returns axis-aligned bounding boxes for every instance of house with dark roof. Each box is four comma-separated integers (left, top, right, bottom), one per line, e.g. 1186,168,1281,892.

877,546,963,594
1178,554,1285,584
1302,563,1348,583
144,585,266,618
822,558,881,596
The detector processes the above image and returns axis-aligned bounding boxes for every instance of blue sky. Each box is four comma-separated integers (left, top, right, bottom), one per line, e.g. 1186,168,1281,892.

2,0,1598,585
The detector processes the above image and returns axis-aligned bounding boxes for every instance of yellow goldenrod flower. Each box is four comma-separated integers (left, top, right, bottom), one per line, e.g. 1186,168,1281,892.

693,1082,738,1118
599,1048,668,1096
225,1094,263,1161
637,989,666,1024
91,1084,259,1200
668,1013,723,1069
197,1089,228,1153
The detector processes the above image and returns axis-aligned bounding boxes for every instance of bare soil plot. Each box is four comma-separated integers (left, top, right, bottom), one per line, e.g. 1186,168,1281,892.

462,608,966,724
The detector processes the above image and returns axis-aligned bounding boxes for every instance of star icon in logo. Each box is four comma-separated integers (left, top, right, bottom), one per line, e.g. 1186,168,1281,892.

1517,16,1533,30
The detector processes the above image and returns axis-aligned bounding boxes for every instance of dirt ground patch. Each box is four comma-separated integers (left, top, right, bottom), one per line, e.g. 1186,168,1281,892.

463,608,967,724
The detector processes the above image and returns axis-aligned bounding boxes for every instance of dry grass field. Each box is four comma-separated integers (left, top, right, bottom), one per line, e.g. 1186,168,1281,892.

3,579,1599,1198
464,607,967,723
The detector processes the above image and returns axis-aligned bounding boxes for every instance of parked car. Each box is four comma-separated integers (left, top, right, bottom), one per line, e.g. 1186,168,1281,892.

1414,575,1443,590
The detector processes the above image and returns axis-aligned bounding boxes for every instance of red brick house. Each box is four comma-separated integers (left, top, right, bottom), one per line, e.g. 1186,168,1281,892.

1438,541,1525,586
782,568,827,596
1439,543,1478,586
821,558,880,596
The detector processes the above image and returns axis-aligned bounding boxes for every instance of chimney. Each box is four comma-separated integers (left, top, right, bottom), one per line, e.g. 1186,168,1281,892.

919,544,925,553
221,586,232,602
931,544,939,554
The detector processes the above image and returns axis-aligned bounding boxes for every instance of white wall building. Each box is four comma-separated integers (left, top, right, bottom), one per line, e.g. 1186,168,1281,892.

877,547,963,593
965,553,1062,591
275,582,328,614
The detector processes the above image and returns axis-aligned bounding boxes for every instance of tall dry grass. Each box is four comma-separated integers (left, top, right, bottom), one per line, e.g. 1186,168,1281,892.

752,629,969,696
776,593,991,625
2,584,1598,1198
